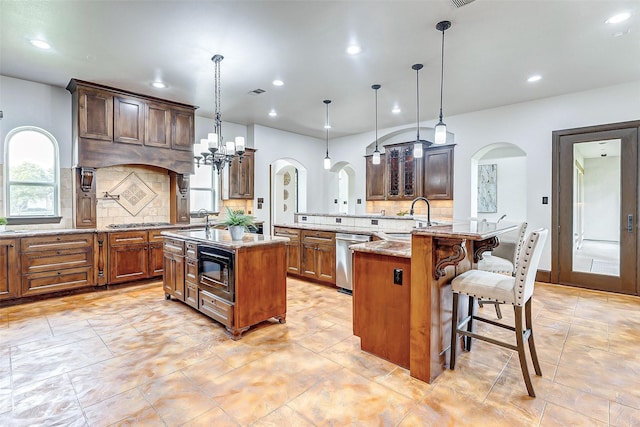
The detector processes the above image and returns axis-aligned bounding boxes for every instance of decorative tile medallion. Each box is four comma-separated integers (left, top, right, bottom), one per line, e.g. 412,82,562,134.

108,172,157,216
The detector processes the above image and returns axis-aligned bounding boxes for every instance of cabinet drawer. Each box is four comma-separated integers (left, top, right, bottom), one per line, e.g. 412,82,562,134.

109,231,148,246
185,242,198,259
185,258,198,284
21,233,94,252
163,238,185,255
22,247,93,275
185,282,198,309
199,289,233,327
22,266,94,297
274,227,300,241
148,229,168,243
302,230,335,244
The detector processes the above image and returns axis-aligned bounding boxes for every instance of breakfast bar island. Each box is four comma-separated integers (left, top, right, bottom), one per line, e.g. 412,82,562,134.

351,221,518,383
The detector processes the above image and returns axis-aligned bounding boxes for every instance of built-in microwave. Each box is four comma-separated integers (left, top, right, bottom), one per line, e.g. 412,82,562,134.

198,245,235,302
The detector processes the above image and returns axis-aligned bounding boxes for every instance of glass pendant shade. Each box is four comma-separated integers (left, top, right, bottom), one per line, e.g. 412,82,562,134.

324,155,331,170
372,150,381,165
413,141,423,158
235,136,245,153
434,121,447,145
323,99,332,170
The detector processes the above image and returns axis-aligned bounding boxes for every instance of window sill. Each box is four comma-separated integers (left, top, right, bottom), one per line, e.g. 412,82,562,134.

6,216,62,225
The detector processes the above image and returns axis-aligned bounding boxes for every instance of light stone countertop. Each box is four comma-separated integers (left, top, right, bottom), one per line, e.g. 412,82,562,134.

349,239,411,258
161,229,288,249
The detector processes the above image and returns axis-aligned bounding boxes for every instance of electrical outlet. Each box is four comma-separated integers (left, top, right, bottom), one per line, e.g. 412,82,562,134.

336,218,342,223
393,269,403,285
542,196,549,204
371,219,378,225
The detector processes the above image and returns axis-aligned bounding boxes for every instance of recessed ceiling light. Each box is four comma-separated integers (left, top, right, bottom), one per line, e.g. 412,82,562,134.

151,81,167,89
346,45,361,55
527,75,542,83
269,109,277,117
324,124,331,129
272,79,284,87
30,39,50,49
606,12,630,24
392,106,401,114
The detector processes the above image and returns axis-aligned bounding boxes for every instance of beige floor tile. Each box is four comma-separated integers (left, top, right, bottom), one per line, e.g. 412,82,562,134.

610,401,640,427
540,402,608,426
83,387,162,427
252,405,314,427
180,406,240,426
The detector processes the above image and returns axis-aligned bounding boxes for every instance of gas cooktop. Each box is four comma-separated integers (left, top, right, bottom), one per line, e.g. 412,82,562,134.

106,222,172,229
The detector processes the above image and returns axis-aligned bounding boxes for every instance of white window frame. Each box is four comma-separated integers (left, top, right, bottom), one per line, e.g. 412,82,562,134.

4,126,60,219
190,165,219,214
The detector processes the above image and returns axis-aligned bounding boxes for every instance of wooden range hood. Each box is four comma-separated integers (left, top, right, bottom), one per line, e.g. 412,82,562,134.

67,79,196,228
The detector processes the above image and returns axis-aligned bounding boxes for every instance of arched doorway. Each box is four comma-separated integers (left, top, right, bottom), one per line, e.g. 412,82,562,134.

329,162,356,214
470,143,527,222
271,158,307,229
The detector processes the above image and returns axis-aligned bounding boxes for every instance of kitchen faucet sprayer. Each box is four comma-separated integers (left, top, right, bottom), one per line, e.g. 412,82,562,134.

409,197,432,227
198,209,211,232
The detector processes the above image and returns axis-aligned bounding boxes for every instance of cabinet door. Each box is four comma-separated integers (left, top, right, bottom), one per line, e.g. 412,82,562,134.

0,239,20,300
316,243,336,283
300,243,318,278
366,154,386,200
114,96,145,145
145,102,172,148
109,245,149,284
75,167,97,229
286,241,301,274
229,149,254,199
402,145,418,199
386,147,402,199
148,242,164,277
78,87,113,141
22,267,94,297
171,108,194,151
424,146,454,200
163,251,175,296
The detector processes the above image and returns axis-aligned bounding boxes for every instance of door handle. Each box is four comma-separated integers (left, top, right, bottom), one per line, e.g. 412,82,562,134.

628,215,634,233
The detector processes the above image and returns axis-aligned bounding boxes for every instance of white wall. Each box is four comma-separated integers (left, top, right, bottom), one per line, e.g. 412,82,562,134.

328,80,640,270
583,156,620,241
0,76,72,167
250,124,326,232
477,156,527,222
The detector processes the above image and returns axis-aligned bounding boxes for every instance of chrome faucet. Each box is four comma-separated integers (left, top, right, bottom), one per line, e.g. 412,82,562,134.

409,197,432,226
197,209,211,232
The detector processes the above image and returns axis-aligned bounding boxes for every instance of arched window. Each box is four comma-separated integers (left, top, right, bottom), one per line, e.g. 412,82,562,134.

4,127,60,218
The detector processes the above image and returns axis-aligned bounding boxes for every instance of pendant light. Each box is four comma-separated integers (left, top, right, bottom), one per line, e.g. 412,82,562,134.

371,84,381,165
434,20,452,145
412,63,424,158
323,99,332,170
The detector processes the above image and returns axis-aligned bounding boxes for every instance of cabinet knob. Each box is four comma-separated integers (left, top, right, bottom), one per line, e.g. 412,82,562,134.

56,237,61,241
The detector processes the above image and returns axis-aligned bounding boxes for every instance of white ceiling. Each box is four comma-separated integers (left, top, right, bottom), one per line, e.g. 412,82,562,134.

1,1,639,140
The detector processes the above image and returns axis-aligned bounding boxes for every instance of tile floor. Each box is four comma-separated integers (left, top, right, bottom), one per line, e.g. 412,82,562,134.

1,278,640,426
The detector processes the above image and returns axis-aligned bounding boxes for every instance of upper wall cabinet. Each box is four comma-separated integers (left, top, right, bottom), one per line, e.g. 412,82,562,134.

365,154,386,200
365,143,454,201
423,145,454,200
67,79,197,175
226,148,255,199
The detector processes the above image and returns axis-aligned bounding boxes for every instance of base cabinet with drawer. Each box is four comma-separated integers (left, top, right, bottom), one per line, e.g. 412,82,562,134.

163,237,185,301
300,230,336,284
20,233,95,297
183,241,198,309
108,231,149,284
273,227,301,274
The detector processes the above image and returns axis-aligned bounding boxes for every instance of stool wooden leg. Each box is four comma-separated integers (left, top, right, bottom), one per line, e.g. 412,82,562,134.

450,292,459,370
525,298,542,376
514,305,536,397
494,303,503,319
465,295,474,351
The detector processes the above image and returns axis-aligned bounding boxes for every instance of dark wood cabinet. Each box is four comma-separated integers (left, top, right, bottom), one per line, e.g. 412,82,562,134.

171,107,194,151
301,230,335,284
273,227,301,274
423,145,454,200
114,96,145,145
77,87,113,141
145,102,172,149
228,148,255,199
386,143,421,200
148,229,167,277
20,233,95,297
109,243,149,284
74,167,97,229
0,238,20,300
183,241,198,309
162,237,185,301
365,154,386,200
170,173,190,224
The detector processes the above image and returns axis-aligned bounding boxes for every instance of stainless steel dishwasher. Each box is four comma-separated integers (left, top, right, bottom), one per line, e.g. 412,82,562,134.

335,233,371,294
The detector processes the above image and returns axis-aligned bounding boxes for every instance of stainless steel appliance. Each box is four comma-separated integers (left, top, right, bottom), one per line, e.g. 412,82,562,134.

198,245,235,302
335,233,371,294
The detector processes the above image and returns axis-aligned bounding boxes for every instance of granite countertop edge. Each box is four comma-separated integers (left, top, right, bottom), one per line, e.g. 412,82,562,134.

161,229,289,249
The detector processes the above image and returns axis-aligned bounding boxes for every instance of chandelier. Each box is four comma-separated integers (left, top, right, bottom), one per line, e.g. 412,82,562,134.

193,54,245,173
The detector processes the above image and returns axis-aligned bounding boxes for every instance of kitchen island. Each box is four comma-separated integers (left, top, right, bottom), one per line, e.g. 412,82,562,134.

161,229,288,339
351,220,518,383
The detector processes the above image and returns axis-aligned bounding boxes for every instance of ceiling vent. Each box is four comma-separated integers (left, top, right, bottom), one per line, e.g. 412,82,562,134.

450,0,475,7
248,88,266,96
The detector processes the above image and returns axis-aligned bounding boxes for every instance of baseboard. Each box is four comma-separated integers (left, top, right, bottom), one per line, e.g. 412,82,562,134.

535,269,552,283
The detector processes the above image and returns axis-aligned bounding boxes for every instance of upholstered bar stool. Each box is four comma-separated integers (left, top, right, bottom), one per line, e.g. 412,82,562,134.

449,228,547,397
477,222,528,319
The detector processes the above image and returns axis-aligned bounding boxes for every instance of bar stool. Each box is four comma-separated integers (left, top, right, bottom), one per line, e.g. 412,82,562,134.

477,222,528,319
449,228,547,397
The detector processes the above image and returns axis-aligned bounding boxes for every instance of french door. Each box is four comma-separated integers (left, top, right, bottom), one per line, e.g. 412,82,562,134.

553,121,639,295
